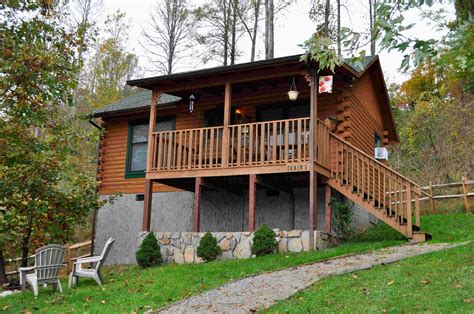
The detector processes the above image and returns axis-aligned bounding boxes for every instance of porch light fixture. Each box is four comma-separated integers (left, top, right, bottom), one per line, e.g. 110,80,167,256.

287,77,299,101
189,94,196,113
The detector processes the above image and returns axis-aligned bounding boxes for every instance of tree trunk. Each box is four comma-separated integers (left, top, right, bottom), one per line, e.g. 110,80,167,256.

251,7,259,61
265,0,274,59
223,0,230,66
20,213,33,267
0,248,8,285
369,0,377,56
337,0,341,56
324,0,330,38
230,0,237,65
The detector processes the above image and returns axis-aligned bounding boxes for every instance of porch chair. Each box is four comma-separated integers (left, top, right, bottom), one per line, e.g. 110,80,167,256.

19,244,66,297
68,237,114,288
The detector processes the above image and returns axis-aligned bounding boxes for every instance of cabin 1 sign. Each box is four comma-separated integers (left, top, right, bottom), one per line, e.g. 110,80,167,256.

319,76,333,93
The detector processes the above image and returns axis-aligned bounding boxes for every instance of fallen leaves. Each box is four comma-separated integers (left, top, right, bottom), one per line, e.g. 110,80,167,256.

420,279,430,285
386,280,395,286
464,298,474,304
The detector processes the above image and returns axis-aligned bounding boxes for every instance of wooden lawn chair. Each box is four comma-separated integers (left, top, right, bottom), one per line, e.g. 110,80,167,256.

68,237,114,288
19,244,66,297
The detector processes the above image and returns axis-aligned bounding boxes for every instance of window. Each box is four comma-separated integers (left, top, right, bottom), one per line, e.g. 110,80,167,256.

374,132,381,148
256,101,309,122
125,117,175,178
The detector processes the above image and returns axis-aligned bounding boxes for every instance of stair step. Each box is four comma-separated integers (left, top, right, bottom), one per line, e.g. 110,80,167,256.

412,232,432,242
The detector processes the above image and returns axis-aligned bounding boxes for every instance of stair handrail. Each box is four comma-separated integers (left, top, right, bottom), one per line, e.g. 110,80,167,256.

326,130,430,198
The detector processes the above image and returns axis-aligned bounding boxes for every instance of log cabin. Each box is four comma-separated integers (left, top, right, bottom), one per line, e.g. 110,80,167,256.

92,55,430,265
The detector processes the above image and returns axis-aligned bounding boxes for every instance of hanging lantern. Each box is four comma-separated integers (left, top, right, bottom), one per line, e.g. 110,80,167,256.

287,77,299,101
189,94,196,113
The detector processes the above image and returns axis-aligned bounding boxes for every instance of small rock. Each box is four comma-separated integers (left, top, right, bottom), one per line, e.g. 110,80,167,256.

174,247,184,264
160,239,171,245
278,238,288,252
184,246,195,263
288,238,303,252
171,232,181,239
234,238,251,258
219,238,230,251
301,231,310,251
287,230,302,237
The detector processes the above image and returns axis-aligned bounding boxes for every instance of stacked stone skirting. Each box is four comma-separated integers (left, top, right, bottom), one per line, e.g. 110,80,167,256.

138,230,339,264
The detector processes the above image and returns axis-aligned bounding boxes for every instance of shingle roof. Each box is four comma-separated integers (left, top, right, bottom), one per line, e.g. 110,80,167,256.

96,55,378,118
93,89,180,117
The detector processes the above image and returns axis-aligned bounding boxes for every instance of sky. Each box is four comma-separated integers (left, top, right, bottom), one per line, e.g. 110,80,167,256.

99,0,453,85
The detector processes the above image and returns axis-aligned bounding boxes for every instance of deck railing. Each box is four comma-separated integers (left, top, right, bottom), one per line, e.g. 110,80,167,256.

150,126,224,171
329,133,430,235
228,118,311,167
149,118,332,172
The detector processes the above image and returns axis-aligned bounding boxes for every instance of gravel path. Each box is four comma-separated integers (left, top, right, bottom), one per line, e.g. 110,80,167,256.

158,242,468,314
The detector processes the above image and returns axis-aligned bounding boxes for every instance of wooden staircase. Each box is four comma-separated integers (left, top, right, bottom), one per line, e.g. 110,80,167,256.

322,126,431,242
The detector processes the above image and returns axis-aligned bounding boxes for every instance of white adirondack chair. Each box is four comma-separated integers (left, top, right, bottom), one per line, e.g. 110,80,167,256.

19,244,66,297
68,238,114,288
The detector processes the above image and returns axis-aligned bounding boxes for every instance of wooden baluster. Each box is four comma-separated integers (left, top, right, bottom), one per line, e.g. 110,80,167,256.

156,133,163,170
266,123,271,163
198,129,203,168
388,173,392,216
297,119,302,162
406,184,413,237
167,132,172,170
350,147,354,190
150,134,156,171
247,125,252,165
303,119,307,160
207,129,213,168
372,162,376,206
284,121,289,163
173,132,178,169
229,127,234,166
187,130,193,169
272,121,277,164
176,131,182,170
260,124,265,164
236,125,241,166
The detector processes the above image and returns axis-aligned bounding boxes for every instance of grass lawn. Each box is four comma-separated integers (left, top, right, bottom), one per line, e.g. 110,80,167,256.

267,213,474,313
1,214,471,313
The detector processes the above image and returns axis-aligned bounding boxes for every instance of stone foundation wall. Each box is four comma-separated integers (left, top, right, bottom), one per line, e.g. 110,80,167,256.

138,230,338,264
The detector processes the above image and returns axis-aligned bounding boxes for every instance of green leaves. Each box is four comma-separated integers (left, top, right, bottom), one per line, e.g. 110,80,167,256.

300,35,343,73
0,1,104,263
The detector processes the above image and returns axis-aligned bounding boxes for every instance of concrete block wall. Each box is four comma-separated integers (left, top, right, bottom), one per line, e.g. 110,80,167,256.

94,186,375,265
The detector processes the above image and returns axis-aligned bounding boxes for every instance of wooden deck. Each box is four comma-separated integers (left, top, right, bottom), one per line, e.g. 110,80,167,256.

146,118,331,179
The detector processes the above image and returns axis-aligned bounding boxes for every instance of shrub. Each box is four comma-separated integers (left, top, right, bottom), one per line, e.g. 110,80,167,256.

197,232,222,262
136,232,162,268
251,224,277,256
330,197,353,240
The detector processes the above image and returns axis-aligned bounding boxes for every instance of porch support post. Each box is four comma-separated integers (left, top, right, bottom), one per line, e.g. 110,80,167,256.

143,180,153,231
249,174,256,232
324,184,332,234
142,91,161,232
193,177,202,232
309,72,318,250
222,82,232,167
